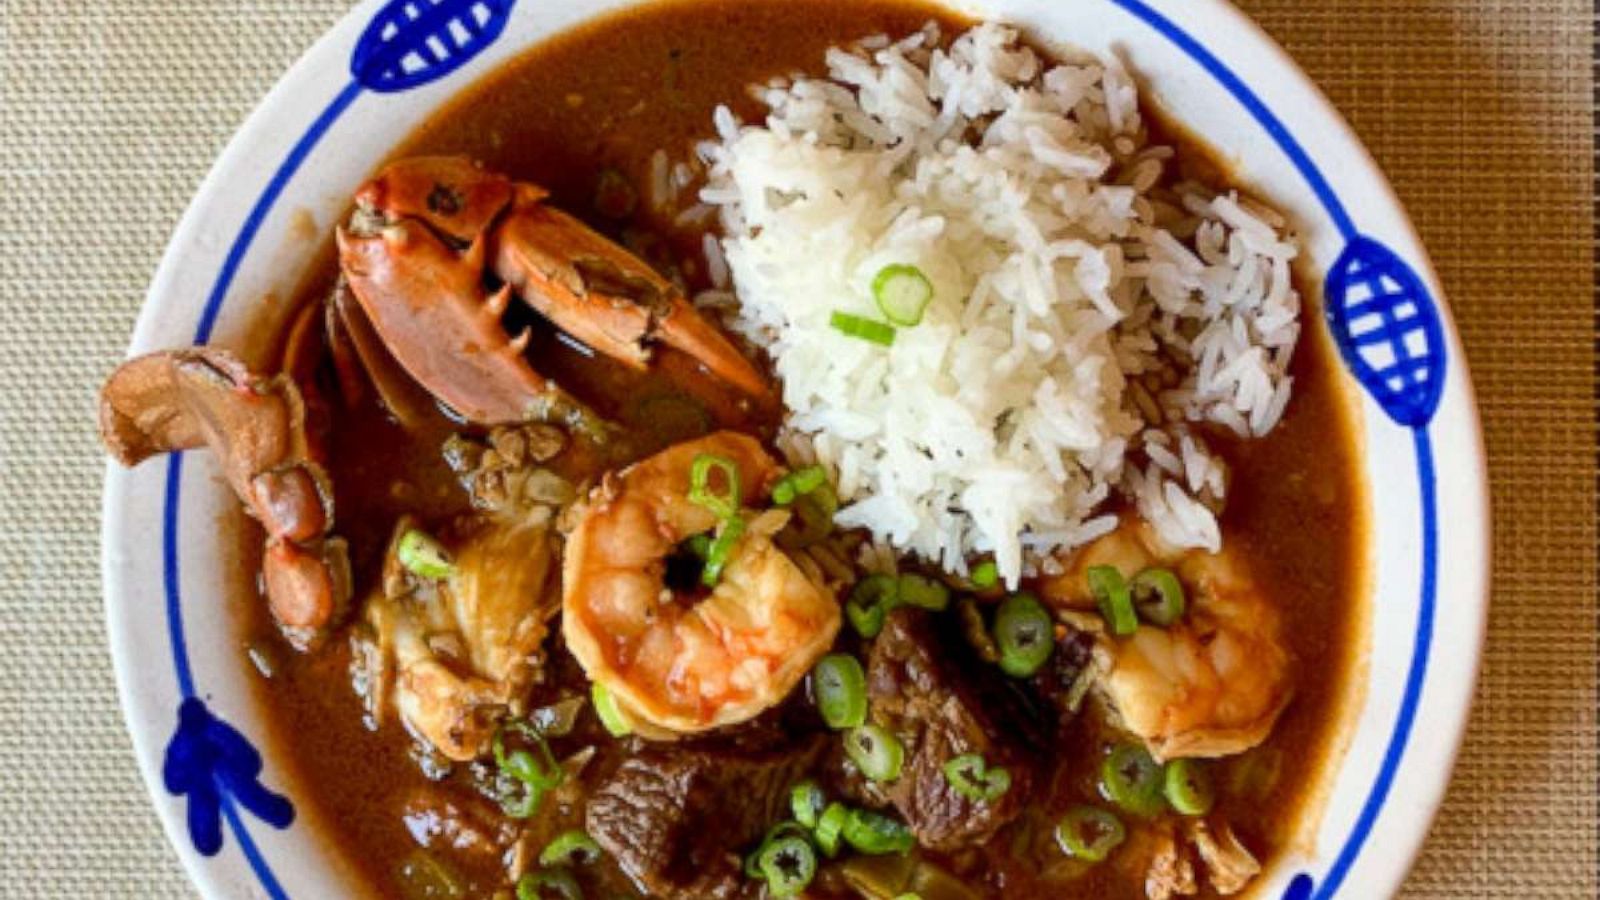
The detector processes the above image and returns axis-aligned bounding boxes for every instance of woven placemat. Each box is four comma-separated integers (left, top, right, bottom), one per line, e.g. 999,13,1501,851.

0,1,1592,897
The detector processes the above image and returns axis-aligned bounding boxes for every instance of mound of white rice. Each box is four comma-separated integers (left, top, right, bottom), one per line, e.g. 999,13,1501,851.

693,22,1301,586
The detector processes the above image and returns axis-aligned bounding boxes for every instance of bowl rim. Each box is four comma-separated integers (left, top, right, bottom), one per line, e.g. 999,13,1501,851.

99,1,1491,897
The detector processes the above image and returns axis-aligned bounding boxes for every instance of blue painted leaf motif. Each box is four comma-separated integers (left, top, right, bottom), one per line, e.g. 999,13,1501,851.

1323,235,1446,428
1281,872,1314,900
162,698,294,856
351,0,516,93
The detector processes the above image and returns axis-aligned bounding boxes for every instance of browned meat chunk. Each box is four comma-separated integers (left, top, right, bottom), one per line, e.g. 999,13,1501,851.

585,737,826,899
867,607,1044,852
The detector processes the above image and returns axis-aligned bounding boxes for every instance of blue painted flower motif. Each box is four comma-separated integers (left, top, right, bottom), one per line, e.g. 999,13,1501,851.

162,698,294,856
1324,235,1446,429
351,0,517,93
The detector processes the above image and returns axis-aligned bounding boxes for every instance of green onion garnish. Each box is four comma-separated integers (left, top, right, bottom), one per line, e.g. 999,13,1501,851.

688,453,741,520
814,802,848,857
1162,758,1215,816
493,722,563,819
1088,565,1138,637
844,724,905,782
683,533,712,560
745,822,812,878
969,559,999,589
841,808,915,855
846,574,899,638
756,833,817,897
942,753,1011,802
895,573,950,611
701,516,747,587
993,592,1055,678
538,830,602,868
871,263,934,326
813,654,868,729
1099,743,1166,818
1131,567,1186,626
1055,805,1126,862
591,683,631,737
791,780,827,829
516,867,582,900
397,528,455,580
772,465,828,506
830,311,896,346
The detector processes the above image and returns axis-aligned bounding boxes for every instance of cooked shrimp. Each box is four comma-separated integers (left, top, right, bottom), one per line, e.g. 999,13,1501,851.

562,431,840,734
1041,520,1292,760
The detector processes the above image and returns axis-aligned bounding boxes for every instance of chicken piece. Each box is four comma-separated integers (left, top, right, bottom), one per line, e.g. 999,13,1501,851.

354,454,565,760
1187,819,1261,895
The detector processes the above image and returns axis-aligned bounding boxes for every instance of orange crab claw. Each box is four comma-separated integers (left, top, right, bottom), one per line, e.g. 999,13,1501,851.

355,155,516,245
493,185,770,399
337,221,565,426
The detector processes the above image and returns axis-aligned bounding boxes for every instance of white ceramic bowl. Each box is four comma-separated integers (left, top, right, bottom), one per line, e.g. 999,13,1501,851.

101,0,1490,897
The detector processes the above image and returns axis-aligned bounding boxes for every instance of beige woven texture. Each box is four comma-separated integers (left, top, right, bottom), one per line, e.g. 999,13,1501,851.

0,1,1592,897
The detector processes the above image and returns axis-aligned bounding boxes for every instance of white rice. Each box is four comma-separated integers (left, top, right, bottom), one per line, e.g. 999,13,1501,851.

694,22,1301,586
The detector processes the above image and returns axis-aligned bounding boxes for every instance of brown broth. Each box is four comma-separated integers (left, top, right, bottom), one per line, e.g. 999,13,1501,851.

240,1,1370,897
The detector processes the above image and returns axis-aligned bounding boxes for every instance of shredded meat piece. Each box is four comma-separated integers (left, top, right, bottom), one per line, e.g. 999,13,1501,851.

1188,819,1262,895
1145,827,1199,900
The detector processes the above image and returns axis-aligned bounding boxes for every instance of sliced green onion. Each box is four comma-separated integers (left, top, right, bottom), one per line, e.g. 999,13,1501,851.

791,780,827,829
845,725,905,782
516,867,582,900
682,533,712,560
1055,805,1126,862
745,822,813,878
492,729,563,818
1088,565,1138,637
1163,758,1215,816
847,574,899,638
701,516,747,587
846,597,887,639
591,683,631,737
969,560,1000,589
1131,567,1186,626
941,753,1011,803
398,528,455,580
896,573,950,611
689,453,741,520
993,592,1055,677
813,654,868,729
815,802,849,857
1100,743,1166,818
776,483,837,550
772,465,828,506
830,311,896,346
744,822,811,871
872,264,934,326
893,895,925,900
757,834,818,897
842,808,915,855
539,830,601,867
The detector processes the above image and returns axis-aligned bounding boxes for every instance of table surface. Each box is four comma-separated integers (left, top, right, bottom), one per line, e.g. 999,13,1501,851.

0,1,1594,897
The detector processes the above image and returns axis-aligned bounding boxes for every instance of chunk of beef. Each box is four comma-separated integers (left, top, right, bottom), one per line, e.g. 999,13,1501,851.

867,607,1045,852
585,737,826,899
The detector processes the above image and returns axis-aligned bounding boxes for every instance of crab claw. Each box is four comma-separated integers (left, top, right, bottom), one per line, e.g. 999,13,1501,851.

98,348,349,650
354,155,516,245
349,156,769,414
492,185,770,399
336,221,585,429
